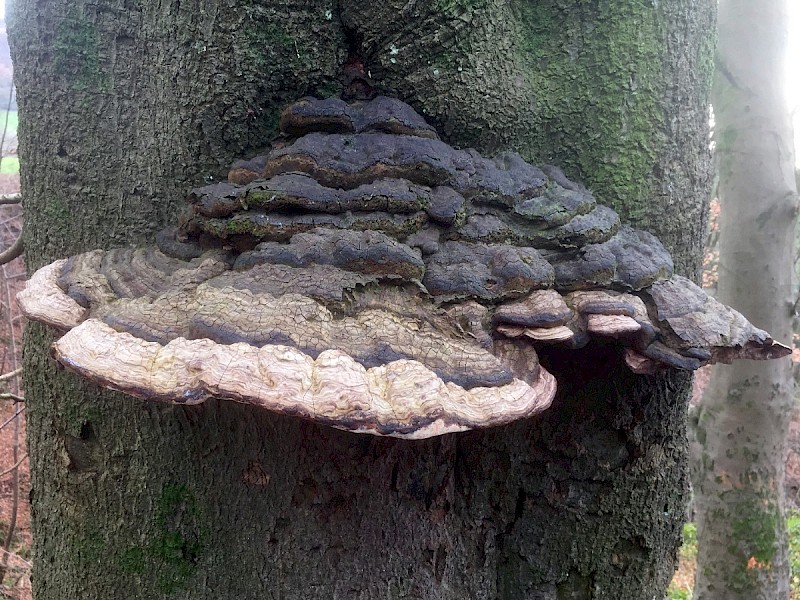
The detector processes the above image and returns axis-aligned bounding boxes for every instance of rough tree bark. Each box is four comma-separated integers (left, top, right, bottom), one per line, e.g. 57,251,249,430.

692,0,797,597
8,1,714,598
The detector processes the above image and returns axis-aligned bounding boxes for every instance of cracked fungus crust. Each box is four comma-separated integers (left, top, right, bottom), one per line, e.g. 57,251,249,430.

18,96,791,439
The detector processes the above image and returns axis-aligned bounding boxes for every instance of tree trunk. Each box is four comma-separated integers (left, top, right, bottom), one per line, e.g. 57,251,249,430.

8,1,714,598
692,0,797,597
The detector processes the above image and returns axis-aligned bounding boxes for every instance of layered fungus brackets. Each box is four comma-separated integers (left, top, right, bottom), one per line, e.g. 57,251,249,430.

18,96,790,439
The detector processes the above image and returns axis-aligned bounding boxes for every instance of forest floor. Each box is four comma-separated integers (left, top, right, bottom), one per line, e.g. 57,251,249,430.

0,172,30,600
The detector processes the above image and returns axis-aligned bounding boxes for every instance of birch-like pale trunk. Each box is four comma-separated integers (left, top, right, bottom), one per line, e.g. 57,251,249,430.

692,0,797,597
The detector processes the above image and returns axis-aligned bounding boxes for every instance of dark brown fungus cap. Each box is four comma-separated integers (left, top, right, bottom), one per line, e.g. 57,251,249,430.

18,95,791,439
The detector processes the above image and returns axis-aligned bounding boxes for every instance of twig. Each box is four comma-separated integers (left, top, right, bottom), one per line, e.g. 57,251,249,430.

0,407,24,433
0,234,23,267
0,194,21,205
0,368,21,383
0,548,31,568
0,454,26,479
9,569,27,587
0,393,23,403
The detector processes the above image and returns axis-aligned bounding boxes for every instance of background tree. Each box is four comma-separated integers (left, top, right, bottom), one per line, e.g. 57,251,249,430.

8,1,714,598
692,0,798,597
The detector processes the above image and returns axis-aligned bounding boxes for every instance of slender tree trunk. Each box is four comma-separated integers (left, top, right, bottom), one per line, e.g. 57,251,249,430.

692,0,797,597
9,1,714,598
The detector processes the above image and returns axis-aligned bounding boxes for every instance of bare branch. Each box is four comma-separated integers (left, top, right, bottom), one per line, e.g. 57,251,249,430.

0,548,31,568
0,454,27,479
0,194,21,206
0,233,23,267
0,407,25,433
0,368,21,383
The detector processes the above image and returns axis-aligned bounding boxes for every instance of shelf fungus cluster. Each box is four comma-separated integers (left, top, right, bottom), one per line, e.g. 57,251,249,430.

18,96,791,439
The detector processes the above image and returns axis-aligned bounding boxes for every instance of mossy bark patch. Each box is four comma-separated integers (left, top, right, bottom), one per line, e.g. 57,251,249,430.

121,483,209,594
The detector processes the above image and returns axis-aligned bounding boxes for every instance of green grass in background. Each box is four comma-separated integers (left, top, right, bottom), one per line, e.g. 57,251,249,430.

0,157,18,174
0,110,19,174
0,110,18,133
667,585,691,600
669,515,800,599
790,513,800,593
667,523,697,600
679,522,698,561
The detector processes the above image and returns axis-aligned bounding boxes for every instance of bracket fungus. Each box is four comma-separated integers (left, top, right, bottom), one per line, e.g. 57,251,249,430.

18,96,791,439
